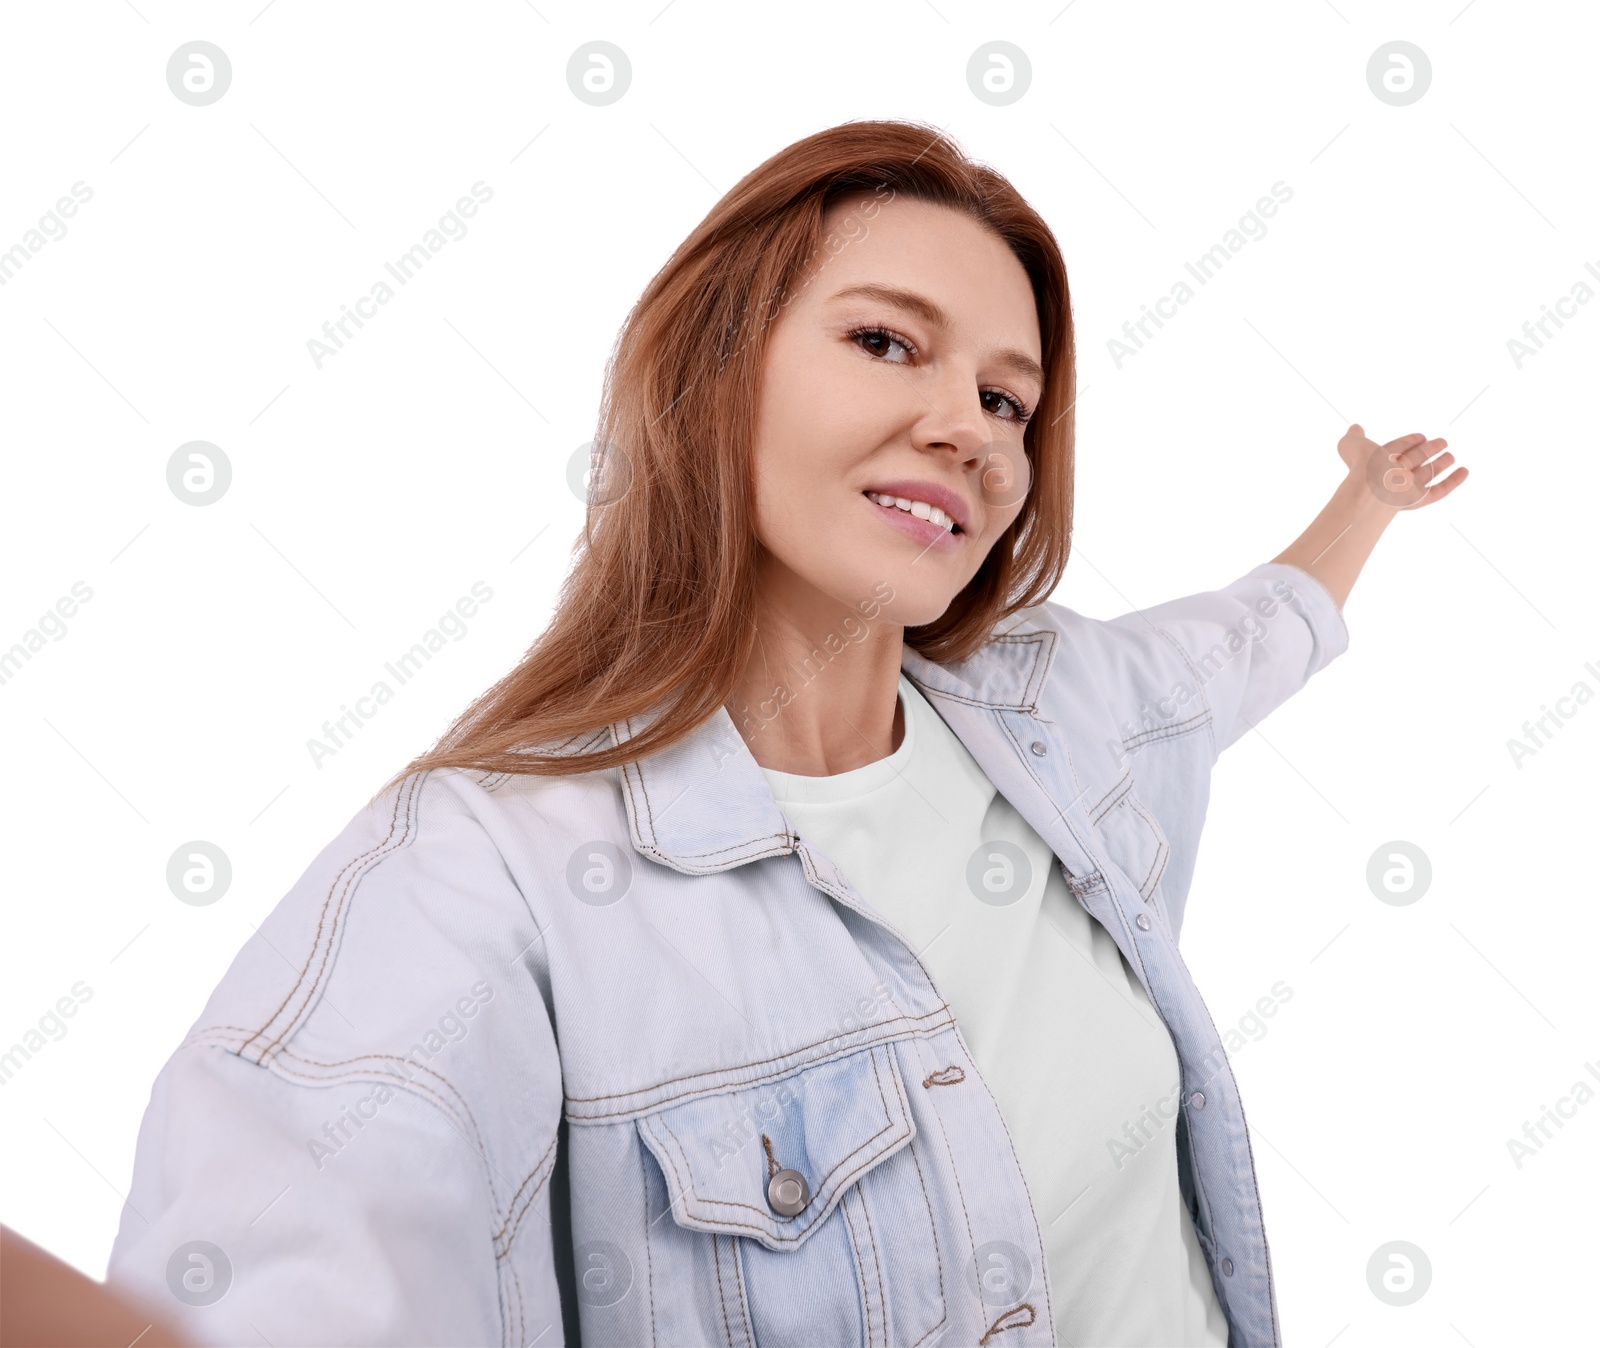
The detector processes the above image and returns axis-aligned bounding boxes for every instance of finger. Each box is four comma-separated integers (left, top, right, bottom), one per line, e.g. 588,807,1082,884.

1410,466,1469,506
1417,451,1456,483
1393,436,1448,468
1383,432,1429,458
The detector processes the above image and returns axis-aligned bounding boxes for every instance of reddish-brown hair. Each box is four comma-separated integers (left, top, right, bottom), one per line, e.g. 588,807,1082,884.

378,118,1075,793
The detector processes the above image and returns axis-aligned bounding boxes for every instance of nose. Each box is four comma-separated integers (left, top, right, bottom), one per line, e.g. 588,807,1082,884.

908,367,990,465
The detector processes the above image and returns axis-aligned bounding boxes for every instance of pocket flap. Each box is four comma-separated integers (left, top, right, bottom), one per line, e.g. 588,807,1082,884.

1089,770,1171,904
636,1042,915,1252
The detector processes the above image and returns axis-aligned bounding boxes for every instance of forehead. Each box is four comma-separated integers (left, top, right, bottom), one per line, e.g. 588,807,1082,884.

812,194,1041,359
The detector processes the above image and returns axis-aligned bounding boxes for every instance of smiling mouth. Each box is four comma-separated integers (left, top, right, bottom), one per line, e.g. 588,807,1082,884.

863,491,962,534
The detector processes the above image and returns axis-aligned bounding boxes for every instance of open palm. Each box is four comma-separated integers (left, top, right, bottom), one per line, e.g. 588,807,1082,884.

1338,423,1469,510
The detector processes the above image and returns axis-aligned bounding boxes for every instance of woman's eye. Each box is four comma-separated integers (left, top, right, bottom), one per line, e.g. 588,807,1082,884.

851,326,913,363
852,326,1034,425
982,389,1032,423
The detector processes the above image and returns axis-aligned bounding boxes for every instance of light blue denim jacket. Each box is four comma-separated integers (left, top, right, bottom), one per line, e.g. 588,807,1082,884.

107,561,1349,1348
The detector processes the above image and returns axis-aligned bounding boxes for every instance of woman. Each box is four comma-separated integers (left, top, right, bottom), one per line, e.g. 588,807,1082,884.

107,119,1464,1347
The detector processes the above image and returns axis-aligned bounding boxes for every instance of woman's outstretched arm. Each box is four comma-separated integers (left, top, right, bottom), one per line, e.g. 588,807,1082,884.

1272,423,1469,610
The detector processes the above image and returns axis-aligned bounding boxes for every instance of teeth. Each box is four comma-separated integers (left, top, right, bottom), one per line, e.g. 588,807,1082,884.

867,491,956,533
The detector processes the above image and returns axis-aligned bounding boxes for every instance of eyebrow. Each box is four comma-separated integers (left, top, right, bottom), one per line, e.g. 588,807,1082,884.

826,282,1045,389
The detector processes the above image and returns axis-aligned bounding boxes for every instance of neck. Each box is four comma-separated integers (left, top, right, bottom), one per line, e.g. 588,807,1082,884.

727,562,906,776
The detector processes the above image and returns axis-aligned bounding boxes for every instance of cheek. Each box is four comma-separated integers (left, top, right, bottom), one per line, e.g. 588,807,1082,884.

751,372,870,539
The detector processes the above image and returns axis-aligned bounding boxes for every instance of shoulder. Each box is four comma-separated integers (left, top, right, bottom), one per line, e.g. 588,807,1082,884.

989,591,1199,740
178,765,615,1069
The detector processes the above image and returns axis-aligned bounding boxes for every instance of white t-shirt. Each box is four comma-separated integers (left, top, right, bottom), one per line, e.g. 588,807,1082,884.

761,673,1230,1347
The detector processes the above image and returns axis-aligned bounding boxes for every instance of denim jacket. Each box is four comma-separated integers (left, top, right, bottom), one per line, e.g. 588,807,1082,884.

107,560,1349,1348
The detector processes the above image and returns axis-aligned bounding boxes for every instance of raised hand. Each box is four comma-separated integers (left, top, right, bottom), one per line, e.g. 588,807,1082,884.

1338,423,1469,511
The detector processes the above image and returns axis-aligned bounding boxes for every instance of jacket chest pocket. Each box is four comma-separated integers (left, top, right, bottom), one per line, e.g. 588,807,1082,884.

1086,768,1171,909
636,1041,947,1348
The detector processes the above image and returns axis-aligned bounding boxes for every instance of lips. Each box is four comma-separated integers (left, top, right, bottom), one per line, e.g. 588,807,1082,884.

858,478,973,534
861,491,964,554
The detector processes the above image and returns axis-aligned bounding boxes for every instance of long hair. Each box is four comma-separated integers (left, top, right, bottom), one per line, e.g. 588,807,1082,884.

377,118,1075,794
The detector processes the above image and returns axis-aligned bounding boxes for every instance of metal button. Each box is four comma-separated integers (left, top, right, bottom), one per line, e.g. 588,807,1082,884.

1135,913,1152,931
1221,1257,1234,1277
1191,1091,1206,1109
1029,741,1047,756
767,1168,810,1217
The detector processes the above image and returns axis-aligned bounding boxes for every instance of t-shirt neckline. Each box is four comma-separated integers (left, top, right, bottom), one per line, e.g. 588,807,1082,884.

760,673,918,805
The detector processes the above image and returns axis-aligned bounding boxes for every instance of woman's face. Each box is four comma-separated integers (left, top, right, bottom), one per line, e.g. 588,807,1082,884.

750,194,1044,630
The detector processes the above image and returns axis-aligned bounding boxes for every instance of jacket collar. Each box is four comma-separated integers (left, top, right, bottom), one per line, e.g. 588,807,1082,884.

615,615,1059,876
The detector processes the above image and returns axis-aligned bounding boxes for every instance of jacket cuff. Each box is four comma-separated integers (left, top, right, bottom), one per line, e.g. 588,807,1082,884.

1242,561,1351,674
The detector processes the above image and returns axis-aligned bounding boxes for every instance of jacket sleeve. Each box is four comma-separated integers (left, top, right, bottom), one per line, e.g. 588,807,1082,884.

1103,560,1350,761
104,771,571,1348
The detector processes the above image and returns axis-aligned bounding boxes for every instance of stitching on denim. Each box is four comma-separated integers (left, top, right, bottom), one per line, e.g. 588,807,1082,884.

910,630,1056,712
979,1302,1036,1343
1120,708,1211,751
1230,1080,1282,1346
902,1034,976,1311
902,1131,950,1348
1088,773,1132,824
239,773,419,1062
497,1132,560,1255
623,739,792,866
180,1032,516,1230
840,1189,880,1348
728,1224,756,1347
854,1169,889,1348
1149,624,1221,761
183,1031,484,1155
995,709,1156,1025
1128,796,1171,898
185,1033,472,1127
508,1251,524,1348
646,1053,903,1235
711,1233,739,1348
638,1134,658,1348
563,1008,956,1115
944,1019,1055,1336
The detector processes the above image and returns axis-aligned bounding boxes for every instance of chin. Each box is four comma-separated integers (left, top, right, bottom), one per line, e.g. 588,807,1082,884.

869,588,963,631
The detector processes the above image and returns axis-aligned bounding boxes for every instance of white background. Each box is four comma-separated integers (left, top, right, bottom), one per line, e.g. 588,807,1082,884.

1,2,1595,1345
